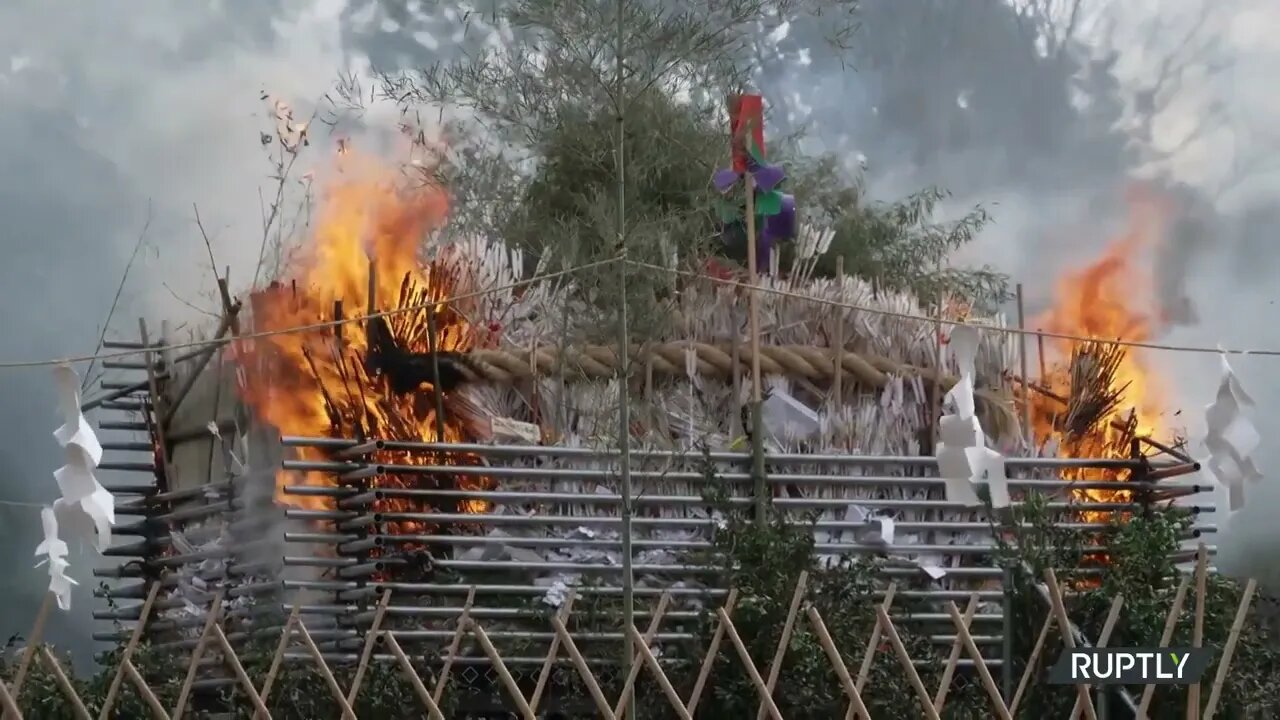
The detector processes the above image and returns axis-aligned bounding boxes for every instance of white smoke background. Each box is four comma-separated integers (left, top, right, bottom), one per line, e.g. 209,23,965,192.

4,0,1280,663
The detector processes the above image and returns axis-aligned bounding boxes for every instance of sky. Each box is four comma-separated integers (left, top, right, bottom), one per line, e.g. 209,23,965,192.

3,0,1280,660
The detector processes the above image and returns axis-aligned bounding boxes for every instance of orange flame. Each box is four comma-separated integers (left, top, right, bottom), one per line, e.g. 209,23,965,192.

1029,185,1173,519
232,151,489,530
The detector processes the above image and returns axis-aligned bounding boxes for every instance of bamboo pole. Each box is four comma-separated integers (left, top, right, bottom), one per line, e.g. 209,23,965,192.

344,589,392,716
832,256,844,405
426,312,448,442
1188,543,1209,720
37,648,91,720
613,3,636,711
874,606,941,720
1203,578,1257,720
531,592,579,711
755,571,809,720
1016,284,1032,445
1009,611,1054,716
171,589,226,718
685,589,739,715
1138,574,1193,716
3,591,53,717
945,602,1011,720
1044,569,1099,720
806,605,873,720
934,595,979,712
1070,595,1125,720
716,608,784,720
552,618,617,720
254,605,301,720
122,660,169,720
612,593,673,719
99,581,162,720
382,632,446,720
627,625,693,720
432,587,475,705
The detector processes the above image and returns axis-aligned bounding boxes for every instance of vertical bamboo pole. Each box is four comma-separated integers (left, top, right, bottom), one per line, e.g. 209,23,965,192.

613,1,636,713
832,256,844,406
1016,284,1031,445
1188,543,1208,720
427,312,447,441
746,169,766,527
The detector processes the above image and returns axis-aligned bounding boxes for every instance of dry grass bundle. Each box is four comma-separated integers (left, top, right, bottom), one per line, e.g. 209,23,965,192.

1063,340,1130,440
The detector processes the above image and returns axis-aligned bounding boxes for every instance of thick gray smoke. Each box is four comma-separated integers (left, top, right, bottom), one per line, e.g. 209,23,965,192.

4,0,1279,666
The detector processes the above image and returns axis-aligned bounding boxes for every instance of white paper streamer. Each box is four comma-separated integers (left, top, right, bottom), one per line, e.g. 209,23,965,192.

935,324,1009,508
34,507,76,610
37,364,117,612
1203,354,1262,511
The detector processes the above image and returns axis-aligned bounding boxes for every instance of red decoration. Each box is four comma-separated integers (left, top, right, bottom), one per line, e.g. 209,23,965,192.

728,94,765,172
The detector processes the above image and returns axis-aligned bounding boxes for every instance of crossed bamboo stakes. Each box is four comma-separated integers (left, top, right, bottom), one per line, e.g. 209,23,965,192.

0,547,1261,719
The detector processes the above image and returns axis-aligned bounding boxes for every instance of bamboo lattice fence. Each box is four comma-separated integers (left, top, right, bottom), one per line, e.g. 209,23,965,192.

0,547,1257,720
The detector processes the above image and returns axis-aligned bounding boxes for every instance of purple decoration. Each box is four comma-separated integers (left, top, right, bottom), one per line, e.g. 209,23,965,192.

713,168,740,194
762,194,797,243
752,164,786,192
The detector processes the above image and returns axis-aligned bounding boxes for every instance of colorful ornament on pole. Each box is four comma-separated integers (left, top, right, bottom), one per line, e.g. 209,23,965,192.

713,94,798,270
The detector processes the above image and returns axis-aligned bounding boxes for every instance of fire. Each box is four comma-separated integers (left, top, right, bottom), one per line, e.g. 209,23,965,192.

1029,186,1173,519
232,151,490,530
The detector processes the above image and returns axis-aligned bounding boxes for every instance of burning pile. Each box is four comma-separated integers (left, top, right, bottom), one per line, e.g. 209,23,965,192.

1028,185,1178,519
232,153,492,531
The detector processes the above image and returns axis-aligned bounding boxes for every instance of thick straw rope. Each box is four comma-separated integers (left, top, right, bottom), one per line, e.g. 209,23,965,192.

456,343,1016,437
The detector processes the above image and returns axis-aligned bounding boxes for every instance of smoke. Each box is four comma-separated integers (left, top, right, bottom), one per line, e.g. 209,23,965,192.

5,0,1280,666
0,0,353,665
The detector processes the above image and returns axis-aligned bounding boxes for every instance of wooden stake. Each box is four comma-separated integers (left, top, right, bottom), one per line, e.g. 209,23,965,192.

531,591,579,712
344,589,392,716
171,589,226,718
934,595,979,712
756,571,809,720
1070,595,1125,720
684,589,739,716
1139,574,1193,716
99,581,162,720
254,605,301,720
552,617,617,720
854,583,898,697
1203,579,1257,720
874,606,941,720
1188,543,1209,720
1010,611,1054,716
293,621,355,718
3,591,53,716
715,608,783,720
37,647,91,720
806,605,873,720
627,625,693,720
945,602,1011,720
210,625,271,719
1044,569,1099,720
468,620,535,720
433,587,475,705
122,660,169,720
382,632,446,720
612,593,672,718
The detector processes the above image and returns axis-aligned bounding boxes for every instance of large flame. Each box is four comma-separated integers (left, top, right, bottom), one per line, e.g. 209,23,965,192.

232,151,488,528
1029,186,1174,518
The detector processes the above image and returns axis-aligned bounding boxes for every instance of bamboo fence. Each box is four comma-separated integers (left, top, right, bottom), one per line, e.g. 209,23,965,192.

1,547,1257,720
